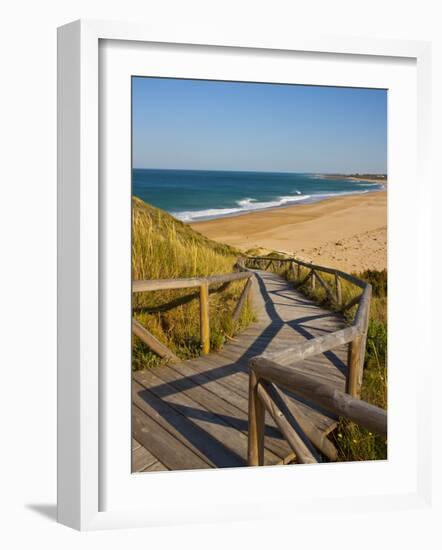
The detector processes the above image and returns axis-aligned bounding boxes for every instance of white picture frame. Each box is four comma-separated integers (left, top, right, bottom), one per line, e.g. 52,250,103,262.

57,19,432,531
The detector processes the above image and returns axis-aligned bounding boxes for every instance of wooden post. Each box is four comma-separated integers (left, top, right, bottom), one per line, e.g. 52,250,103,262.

271,384,337,461
296,268,313,288
357,292,371,391
248,371,265,466
297,262,301,279
199,282,210,355
311,270,316,291
232,277,252,323
347,335,363,397
314,270,335,302
335,273,342,306
251,357,387,436
256,382,318,464
132,319,180,363
348,285,372,396
340,293,362,313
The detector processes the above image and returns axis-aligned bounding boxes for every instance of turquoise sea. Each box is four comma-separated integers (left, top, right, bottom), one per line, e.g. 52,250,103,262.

132,169,384,222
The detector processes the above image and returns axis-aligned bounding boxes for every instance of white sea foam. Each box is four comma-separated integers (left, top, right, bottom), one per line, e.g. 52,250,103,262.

172,186,381,222
173,207,245,222
172,194,311,222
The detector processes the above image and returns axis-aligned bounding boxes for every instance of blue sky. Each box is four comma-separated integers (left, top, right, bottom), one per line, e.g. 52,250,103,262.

132,77,387,173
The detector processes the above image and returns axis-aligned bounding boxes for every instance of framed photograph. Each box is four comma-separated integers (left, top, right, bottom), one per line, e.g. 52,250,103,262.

57,19,432,530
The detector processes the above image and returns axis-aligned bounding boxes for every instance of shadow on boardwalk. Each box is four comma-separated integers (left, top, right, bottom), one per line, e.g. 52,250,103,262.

132,269,349,471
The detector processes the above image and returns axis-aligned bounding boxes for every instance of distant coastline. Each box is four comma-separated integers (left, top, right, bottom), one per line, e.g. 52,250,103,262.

320,173,387,185
132,168,386,223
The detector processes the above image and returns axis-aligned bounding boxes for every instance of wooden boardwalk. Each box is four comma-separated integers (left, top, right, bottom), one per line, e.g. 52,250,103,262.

132,269,350,472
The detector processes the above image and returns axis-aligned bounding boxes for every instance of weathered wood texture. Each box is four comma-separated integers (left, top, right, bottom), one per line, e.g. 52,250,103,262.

314,269,336,303
247,256,366,289
232,277,253,323
133,270,251,293
248,256,371,398
340,293,362,313
335,273,342,306
257,381,319,464
133,269,350,470
199,282,210,355
133,269,253,359
132,319,179,363
250,357,387,436
271,384,338,461
248,370,265,466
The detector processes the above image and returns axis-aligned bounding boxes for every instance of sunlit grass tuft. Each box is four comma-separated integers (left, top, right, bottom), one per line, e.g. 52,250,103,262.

132,198,255,370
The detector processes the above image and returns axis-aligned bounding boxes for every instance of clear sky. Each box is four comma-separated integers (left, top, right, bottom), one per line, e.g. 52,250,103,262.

132,77,387,173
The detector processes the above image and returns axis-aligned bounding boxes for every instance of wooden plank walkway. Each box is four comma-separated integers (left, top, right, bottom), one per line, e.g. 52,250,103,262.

132,269,349,472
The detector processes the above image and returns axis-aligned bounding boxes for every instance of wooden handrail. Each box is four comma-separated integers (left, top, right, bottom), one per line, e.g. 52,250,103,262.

250,359,386,434
243,254,372,398
256,325,360,365
243,255,367,289
134,256,371,394
132,266,254,356
256,380,319,464
248,357,387,466
244,253,378,465
133,270,252,293
132,253,378,466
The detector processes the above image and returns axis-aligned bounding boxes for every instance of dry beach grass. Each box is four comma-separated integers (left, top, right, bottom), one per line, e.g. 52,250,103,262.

132,198,254,369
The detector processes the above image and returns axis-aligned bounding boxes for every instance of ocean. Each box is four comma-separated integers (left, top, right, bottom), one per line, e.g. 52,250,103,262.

132,169,384,222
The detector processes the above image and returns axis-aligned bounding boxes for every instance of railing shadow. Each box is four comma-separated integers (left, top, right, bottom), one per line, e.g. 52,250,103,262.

136,268,347,434
133,281,232,314
254,271,348,375
135,387,247,467
135,383,291,467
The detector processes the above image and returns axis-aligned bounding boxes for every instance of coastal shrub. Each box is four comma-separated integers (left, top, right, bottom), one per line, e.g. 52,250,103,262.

335,274,388,462
355,269,387,298
366,317,387,367
132,198,255,370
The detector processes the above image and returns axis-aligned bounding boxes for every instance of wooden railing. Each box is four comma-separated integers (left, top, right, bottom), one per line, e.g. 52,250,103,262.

243,255,372,397
132,254,385,465
244,255,385,465
247,365,387,465
132,266,254,358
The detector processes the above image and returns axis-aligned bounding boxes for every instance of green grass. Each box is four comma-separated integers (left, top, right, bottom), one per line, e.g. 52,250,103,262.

333,269,387,462
251,254,388,462
132,197,255,370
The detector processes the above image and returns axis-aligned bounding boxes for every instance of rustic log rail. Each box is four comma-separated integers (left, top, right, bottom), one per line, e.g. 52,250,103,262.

131,254,384,469
243,254,372,397
248,362,387,465
243,254,383,466
132,267,254,356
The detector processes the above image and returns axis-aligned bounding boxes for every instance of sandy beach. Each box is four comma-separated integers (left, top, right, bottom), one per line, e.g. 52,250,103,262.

191,190,387,273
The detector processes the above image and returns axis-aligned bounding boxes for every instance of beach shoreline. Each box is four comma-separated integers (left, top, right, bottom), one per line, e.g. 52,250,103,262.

191,190,387,273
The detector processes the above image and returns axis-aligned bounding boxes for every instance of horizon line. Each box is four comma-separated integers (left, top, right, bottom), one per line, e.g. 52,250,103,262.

132,167,387,175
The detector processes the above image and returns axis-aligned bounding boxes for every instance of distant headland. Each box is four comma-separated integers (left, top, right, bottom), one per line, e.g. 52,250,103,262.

323,173,387,184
